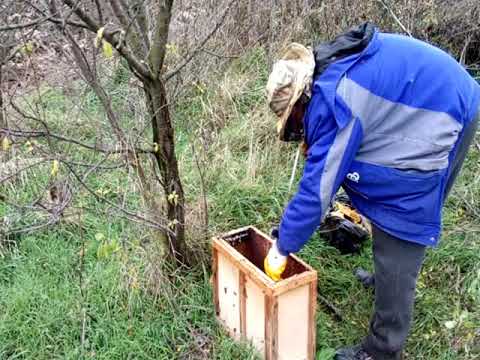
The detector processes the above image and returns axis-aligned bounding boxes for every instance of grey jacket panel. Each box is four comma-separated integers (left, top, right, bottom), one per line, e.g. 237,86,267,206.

337,77,463,171
319,117,358,217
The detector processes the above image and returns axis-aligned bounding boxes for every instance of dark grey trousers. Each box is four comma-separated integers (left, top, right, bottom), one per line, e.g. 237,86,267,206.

363,110,479,360
362,226,425,360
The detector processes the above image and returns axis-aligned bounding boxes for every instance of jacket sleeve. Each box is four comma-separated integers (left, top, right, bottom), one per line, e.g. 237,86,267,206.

277,116,363,255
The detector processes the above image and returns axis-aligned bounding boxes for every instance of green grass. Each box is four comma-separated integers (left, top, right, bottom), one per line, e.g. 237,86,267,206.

0,230,258,359
1,48,479,359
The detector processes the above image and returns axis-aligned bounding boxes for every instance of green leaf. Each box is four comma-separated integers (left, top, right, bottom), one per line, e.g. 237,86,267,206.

96,239,120,259
102,40,113,58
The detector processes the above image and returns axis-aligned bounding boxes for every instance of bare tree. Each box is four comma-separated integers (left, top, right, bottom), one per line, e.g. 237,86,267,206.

42,0,187,264
0,0,234,265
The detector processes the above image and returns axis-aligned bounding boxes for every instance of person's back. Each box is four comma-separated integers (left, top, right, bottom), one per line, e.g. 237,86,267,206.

335,32,480,245
263,23,480,359
349,33,479,125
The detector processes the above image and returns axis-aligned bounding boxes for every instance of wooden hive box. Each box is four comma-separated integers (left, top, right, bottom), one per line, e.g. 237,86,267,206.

212,226,317,360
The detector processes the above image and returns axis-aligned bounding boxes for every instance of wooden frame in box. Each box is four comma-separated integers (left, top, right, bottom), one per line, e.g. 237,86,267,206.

212,226,317,360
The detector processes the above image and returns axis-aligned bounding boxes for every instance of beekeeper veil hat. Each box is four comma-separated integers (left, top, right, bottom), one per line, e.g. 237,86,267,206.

266,43,315,141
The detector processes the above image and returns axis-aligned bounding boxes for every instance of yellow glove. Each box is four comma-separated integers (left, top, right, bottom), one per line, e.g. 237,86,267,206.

264,241,287,282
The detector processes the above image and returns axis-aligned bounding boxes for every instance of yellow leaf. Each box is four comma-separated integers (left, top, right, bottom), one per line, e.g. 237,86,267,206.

168,219,179,229
51,160,59,177
25,140,33,153
165,43,178,56
193,81,205,94
102,40,113,58
25,42,34,54
153,142,159,153
131,279,139,290
95,27,105,48
95,187,111,196
167,191,179,205
20,42,34,55
2,137,11,151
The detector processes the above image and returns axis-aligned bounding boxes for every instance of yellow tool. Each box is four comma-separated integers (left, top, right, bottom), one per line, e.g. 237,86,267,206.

320,196,371,254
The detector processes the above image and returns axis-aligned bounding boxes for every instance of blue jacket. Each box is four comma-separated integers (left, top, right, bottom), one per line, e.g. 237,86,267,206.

278,30,480,255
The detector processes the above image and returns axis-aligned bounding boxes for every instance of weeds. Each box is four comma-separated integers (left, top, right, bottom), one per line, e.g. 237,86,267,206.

1,47,479,360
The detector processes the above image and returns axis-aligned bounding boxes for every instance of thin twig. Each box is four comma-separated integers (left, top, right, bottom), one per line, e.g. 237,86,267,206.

6,182,73,235
24,0,88,29
61,159,124,170
65,27,130,146
0,16,53,32
63,161,176,236
317,290,344,321
200,48,240,59
1,127,152,154
164,0,236,81
79,209,87,357
0,158,49,184
57,0,151,80
377,0,412,37
6,217,59,236
288,146,301,194
459,36,472,66
191,142,208,241
80,308,86,355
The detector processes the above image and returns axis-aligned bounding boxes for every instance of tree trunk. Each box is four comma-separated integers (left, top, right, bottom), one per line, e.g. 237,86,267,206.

145,78,187,264
0,65,4,130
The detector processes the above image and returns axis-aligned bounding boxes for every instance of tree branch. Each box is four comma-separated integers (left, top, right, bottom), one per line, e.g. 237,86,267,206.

0,158,50,184
108,0,130,30
164,0,235,81
17,1,89,30
376,0,412,37
93,0,104,24
0,17,52,32
5,181,73,236
148,0,174,79
129,0,150,56
63,160,176,236
66,29,129,145
108,0,148,59
191,142,208,241
59,0,151,80
1,127,153,154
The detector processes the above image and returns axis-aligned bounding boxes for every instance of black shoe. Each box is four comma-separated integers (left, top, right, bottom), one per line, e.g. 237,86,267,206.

335,344,374,360
355,268,375,288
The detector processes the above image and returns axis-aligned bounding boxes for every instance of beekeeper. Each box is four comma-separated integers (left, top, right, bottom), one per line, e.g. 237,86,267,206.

263,22,480,360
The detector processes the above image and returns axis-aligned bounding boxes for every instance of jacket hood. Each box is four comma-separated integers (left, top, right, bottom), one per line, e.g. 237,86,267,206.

313,22,377,77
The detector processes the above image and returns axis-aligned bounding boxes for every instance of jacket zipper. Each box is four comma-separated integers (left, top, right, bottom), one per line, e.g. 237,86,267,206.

343,183,370,200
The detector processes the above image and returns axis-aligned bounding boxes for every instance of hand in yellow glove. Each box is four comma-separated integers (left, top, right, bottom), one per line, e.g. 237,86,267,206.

264,241,287,282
